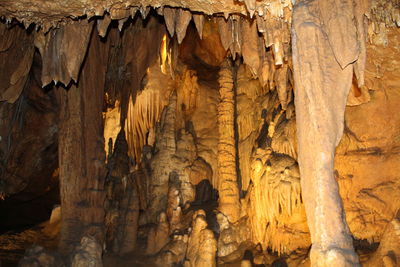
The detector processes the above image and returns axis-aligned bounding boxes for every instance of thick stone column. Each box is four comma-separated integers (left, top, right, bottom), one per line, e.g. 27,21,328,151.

291,0,363,266
58,27,109,252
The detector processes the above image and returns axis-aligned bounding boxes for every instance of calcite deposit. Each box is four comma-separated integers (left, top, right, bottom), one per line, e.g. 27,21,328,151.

0,0,399,267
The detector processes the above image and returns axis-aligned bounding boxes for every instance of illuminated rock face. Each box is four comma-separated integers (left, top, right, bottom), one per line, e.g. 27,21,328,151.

217,60,241,224
185,210,217,267
291,0,368,265
0,1,400,267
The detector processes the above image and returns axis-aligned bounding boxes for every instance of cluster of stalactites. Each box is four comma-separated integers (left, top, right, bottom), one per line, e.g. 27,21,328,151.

125,65,173,164
246,151,304,255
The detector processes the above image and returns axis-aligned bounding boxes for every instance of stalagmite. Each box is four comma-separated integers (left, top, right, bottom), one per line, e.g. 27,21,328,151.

104,130,140,255
217,60,240,223
166,177,183,233
71,236,103,267
146,92,177,223
146,212,170,255
155,234,188,266
185,210,217,267
292,0,365,266
35,20,93,86
364,213,400,267
19,246,64,267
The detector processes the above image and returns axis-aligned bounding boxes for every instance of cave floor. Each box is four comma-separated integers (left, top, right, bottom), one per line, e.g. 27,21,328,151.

0,209,379,267
0,223,58,266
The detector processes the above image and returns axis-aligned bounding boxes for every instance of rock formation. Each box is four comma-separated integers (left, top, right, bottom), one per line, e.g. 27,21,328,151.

71,236,103,267
0,1,399,267
217,59,241,223
185,210,217,267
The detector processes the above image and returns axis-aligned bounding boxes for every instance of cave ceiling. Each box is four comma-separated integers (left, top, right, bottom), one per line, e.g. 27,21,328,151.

0,0,291,26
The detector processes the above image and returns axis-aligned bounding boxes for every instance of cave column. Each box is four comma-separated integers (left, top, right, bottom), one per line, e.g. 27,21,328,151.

58,28,109,252
291,1,361,266
217,59,240,223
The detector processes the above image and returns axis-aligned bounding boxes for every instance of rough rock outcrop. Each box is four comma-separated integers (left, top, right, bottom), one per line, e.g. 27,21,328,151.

71,236,103,267
19,246,64,267
185,210,217,267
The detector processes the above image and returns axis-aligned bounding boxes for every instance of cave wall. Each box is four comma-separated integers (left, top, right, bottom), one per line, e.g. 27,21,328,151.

336,27,400,244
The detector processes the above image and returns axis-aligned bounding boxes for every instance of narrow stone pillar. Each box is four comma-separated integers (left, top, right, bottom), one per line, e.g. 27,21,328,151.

217,59,240,223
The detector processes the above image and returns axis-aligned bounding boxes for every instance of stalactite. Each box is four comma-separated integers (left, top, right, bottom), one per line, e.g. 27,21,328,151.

164,7,176,37
275,64,291,110
103,100,121,159
125,88,164,163
271,116,297,159
0,24,34,103
118,16,165,125
217,17,233,52
217,59,240,223
247,150,307,255
34,20,93,86
193,14,205,39
97,14,111,38
125,64,172,164
162,7,193,44
175,9,192,44
241,18,260,77
236,65,266,191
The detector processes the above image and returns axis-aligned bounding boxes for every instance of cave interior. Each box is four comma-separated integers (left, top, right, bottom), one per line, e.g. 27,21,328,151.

0,0,399,266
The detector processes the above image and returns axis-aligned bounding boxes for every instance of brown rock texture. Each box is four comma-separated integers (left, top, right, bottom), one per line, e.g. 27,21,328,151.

0,23,34,103
58,25,109,252
146,212,170,255
71,236,103,267
34,20,93,86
